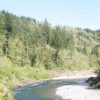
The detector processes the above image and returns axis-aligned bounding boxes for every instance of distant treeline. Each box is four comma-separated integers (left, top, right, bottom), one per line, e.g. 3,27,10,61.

0,10,100,69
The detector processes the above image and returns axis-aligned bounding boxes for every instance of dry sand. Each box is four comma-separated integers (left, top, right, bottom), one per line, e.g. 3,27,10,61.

55,72,100,100
56,85,100,100
52,71,96,80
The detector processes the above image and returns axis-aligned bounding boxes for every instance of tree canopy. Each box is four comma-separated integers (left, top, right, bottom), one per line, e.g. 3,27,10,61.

0,10,99,69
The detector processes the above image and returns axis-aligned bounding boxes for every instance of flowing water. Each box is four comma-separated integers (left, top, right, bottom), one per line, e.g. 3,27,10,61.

13,78,87,100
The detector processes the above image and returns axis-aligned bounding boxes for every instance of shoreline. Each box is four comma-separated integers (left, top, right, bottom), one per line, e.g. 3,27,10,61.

52,70,96,80
56,84,100,100
13,70,96,89
54,71,99,100
13,70,98,100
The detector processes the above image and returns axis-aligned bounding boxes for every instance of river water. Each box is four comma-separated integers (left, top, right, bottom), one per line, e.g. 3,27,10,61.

13,78,87,100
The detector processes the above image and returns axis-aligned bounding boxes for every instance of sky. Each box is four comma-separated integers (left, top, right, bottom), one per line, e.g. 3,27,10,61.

0,0,100,30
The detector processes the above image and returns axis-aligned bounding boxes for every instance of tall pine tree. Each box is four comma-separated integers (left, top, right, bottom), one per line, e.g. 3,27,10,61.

3,11,12,57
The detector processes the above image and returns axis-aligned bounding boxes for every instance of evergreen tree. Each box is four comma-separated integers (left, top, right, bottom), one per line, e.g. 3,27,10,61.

3,11,12,57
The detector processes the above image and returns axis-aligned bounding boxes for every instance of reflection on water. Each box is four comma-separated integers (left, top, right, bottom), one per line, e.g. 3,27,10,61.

13,78,87,100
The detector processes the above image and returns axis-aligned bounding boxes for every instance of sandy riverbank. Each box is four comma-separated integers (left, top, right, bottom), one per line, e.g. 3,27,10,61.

55,71,99,100
56,85,100,100
52,70,97,80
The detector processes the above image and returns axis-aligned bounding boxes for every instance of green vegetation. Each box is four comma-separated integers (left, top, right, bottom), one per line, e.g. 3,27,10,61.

0,66,50,100
0,11,99,69
0,10,100,99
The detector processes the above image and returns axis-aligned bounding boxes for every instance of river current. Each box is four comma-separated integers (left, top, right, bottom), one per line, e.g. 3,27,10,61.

14,78,87,100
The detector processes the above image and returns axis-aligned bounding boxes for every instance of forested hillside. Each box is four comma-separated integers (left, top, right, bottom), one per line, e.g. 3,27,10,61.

0,10,100,99
0,10,99,69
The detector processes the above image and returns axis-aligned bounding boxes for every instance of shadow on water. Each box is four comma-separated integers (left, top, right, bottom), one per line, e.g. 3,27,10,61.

13,78,87,100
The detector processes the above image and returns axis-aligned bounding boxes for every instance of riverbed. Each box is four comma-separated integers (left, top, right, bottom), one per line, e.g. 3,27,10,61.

13,71,100,100
13,77,100,100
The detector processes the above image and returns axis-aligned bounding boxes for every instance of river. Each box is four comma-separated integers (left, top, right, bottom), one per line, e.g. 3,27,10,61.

13,78,90,100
